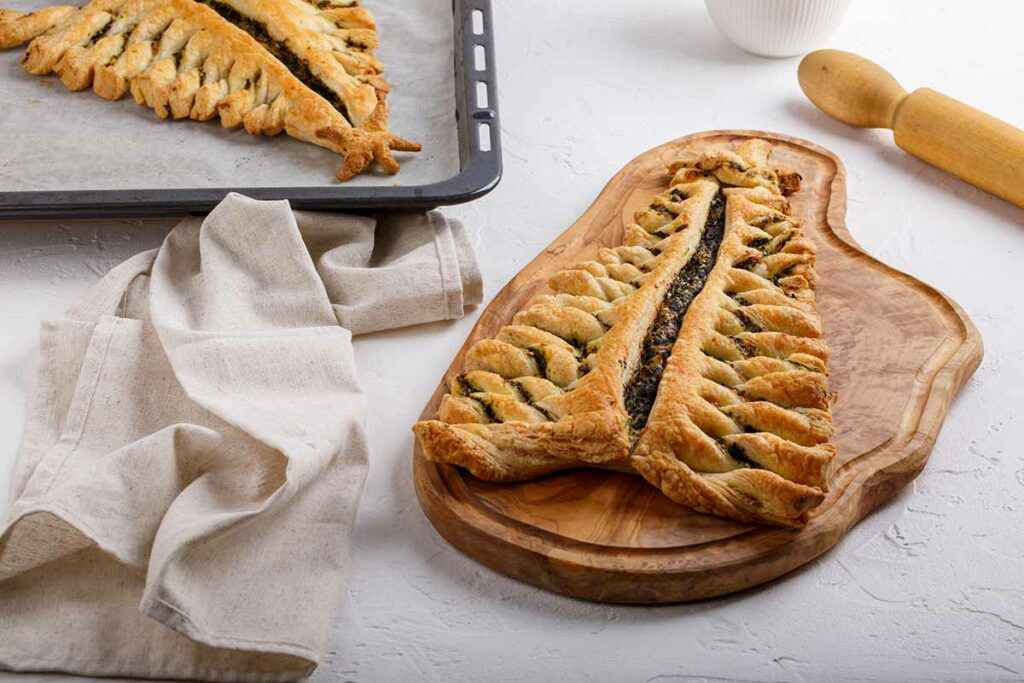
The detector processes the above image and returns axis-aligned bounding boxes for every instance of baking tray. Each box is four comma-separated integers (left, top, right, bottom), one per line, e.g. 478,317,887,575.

0,0,501,219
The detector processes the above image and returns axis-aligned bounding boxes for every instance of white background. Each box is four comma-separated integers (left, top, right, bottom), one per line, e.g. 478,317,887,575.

2,1,1023,681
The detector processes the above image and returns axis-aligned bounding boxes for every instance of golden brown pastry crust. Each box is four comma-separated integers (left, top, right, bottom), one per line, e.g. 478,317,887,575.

0,0,419,180
202,0,384,126
632,190,830,524
415,177,723,480
414,138,836,527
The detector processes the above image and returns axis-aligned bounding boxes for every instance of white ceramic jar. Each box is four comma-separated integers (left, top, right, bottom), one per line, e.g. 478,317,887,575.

705,0,852,58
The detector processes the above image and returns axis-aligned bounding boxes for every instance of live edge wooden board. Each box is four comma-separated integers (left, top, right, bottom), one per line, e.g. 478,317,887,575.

412,130,983,604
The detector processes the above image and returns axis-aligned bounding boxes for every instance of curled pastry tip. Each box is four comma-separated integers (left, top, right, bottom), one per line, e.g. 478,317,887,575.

363,97,422,151
667,154,700,173
317,125,422,181
389,134,422,152
1,6,75,49
361,73,390,95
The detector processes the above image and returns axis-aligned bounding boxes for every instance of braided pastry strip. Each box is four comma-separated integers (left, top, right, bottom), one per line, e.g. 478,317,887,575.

416,175,724,481
0,0,419,180
633,142,833,527
415,139,836,527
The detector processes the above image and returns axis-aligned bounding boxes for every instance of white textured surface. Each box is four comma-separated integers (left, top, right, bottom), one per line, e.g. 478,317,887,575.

2,1,1024,681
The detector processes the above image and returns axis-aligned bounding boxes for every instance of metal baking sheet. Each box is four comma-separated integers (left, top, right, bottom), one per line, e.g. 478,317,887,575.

0,0,501,217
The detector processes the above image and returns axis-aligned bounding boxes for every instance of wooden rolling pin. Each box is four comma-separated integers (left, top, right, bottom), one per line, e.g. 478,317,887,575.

798,49,1024,208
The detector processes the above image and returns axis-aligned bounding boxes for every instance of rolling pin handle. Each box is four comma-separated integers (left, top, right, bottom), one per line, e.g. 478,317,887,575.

797,49,908,130
798,49,1024,209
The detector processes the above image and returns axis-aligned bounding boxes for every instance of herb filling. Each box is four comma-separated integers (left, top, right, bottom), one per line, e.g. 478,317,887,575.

196,0,352,123
623,192,727,433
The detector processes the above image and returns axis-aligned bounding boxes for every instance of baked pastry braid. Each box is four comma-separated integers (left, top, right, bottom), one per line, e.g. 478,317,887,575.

415,138,836,527
0,0,420,180
417,176,723,481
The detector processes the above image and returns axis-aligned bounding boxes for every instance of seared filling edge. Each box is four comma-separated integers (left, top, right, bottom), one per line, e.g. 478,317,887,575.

623,191,726,433
195,0,353,124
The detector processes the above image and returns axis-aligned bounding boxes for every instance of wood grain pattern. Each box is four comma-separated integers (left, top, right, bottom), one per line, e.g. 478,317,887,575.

412,130,983,604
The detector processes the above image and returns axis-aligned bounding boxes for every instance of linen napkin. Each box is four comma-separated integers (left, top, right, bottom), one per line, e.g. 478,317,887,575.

0,194,482,682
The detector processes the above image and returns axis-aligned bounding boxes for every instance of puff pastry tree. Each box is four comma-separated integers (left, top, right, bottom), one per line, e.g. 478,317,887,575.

415,139,835,527
0,0,419,180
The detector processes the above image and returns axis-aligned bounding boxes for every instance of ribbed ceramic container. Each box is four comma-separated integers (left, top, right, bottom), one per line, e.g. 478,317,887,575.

705,0,852,58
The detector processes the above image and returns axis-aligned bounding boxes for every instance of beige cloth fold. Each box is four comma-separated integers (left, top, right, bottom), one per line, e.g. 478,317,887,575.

0,194,481,682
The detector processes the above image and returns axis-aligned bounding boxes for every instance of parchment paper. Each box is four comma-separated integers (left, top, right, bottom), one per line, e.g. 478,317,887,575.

0,0,459,190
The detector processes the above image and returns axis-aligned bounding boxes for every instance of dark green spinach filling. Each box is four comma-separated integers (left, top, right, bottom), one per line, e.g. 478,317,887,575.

623,192,727,433
196,0,352,123
727,441,758,467
477,399,499,423
526,348,548,378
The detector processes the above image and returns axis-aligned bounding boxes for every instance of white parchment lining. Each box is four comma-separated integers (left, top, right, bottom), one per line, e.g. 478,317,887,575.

0,0,459,190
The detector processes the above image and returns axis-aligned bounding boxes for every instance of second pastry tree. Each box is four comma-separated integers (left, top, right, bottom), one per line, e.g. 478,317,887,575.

0,0,420,180
415,139,836,527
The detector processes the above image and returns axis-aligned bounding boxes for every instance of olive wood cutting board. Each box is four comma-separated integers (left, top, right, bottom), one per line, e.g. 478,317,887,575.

412,130,983,604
